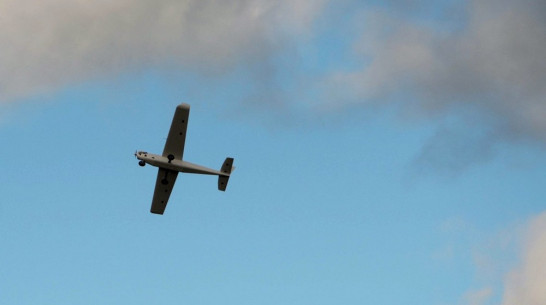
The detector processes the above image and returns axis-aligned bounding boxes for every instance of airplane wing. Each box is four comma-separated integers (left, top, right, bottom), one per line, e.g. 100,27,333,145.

162,103,190,160
150,168,179,215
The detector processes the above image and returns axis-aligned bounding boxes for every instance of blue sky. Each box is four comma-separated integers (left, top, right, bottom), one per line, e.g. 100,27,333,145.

1,1,546,304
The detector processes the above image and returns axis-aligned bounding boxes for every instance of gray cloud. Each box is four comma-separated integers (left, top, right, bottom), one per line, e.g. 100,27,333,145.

412,125,499,174
2,0,545,169
325,0,546,167
0,0,326,102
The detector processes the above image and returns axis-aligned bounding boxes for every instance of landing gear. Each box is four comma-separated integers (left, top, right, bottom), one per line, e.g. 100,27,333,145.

161,170,170,185
167,154,174,163
138,160,146,167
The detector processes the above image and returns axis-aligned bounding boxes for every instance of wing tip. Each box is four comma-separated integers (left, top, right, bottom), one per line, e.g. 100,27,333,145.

177,103,190,110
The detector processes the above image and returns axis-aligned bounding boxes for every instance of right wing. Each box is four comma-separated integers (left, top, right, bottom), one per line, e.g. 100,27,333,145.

150,168,179,215
162,103,190,160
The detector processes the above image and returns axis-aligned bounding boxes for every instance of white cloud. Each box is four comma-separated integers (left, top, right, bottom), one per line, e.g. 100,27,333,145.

451,212,546,305
0,0,326,103
501,212,546,305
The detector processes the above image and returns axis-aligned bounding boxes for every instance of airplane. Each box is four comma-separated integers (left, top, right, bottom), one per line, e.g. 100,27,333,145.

135,103,234,215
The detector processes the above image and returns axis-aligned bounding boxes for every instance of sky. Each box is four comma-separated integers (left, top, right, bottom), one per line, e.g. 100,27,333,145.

1,0,545,304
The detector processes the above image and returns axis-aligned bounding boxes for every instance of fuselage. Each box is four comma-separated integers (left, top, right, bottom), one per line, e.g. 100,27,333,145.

135,151,224,176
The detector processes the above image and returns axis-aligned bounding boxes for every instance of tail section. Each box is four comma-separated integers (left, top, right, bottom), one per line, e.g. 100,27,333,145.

218,157,234,191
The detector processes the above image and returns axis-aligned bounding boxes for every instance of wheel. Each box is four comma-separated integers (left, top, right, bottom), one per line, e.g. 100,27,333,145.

167,154,175,163
138,160,146,167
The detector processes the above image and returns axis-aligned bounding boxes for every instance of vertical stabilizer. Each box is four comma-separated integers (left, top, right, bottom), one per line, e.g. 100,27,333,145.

218,157,234,191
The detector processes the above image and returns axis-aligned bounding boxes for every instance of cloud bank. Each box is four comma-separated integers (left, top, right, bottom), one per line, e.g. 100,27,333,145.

0,0,325,102
2,0,545,165
330,0,546,149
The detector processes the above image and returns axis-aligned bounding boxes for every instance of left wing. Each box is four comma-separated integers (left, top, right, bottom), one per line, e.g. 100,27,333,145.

162,103,190,160
150,168,179,215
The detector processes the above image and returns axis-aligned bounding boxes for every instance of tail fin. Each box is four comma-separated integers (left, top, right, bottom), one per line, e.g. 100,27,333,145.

218,157,234,191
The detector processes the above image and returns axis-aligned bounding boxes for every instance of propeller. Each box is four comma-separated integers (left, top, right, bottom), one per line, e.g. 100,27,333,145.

135,151,146,167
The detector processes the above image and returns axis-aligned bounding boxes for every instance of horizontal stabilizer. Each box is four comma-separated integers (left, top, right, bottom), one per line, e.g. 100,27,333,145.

218,157,234,191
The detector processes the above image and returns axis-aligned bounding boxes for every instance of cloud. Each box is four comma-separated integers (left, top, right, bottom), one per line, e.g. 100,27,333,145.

463,287,493,305
445,212,545,305
325,0,546,166
3,0,545,168
0,0,326,103
412,123,499,174
501,211,546,305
